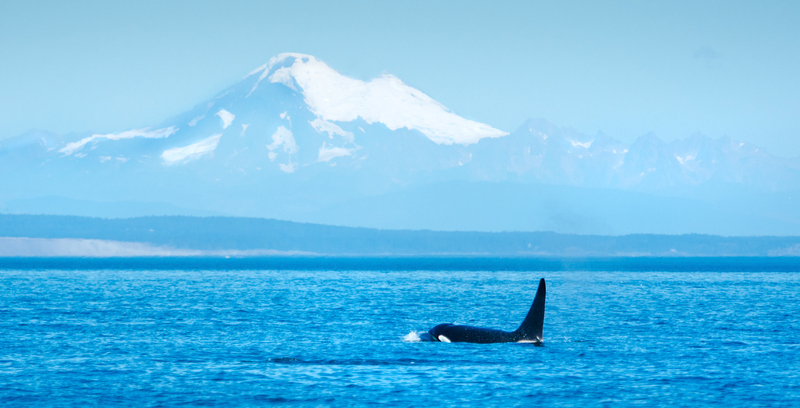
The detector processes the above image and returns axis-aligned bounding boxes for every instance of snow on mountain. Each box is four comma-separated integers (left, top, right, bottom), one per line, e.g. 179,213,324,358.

215,110,235,130
161,133,222,166
59,127,178,156
9,53,505,182
245,53,507,145
1,53,799,234
9,52,792,193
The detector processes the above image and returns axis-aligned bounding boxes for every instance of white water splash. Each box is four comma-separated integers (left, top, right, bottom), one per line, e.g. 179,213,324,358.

403,331,422,342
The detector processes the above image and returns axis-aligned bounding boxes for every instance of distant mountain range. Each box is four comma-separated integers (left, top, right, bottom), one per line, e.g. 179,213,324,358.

1,53,798,235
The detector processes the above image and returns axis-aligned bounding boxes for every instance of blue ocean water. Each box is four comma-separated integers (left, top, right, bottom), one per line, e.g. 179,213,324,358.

1,258,799,406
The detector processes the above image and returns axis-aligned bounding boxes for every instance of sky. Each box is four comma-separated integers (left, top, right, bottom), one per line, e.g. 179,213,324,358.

1,0,799,156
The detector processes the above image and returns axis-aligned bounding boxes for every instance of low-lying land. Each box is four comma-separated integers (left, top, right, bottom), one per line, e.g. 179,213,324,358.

1,214,799,257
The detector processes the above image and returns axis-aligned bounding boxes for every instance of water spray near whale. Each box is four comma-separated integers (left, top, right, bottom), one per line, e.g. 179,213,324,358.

420,278,546,344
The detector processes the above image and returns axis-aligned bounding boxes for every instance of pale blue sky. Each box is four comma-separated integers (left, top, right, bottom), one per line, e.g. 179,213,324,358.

1,0,799,155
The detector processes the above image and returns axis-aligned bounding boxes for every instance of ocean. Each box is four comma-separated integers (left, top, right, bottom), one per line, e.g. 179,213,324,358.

1,257,799,406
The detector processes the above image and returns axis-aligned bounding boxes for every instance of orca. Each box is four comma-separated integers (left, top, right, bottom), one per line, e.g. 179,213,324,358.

421,278,546,344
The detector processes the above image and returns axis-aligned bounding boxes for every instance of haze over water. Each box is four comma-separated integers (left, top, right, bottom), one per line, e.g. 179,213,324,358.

2,259,799,406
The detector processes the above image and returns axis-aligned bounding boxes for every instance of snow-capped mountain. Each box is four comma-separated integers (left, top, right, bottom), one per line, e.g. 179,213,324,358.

1,53,799,235
49,53,505,173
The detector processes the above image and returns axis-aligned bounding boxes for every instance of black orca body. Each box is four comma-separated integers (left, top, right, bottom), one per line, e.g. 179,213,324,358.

424,278,546,344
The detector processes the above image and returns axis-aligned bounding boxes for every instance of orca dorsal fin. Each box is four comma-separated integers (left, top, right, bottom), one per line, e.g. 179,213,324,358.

515,278,546,342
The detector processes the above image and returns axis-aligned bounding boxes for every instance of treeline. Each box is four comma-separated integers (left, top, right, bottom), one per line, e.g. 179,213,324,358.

1,214,799,256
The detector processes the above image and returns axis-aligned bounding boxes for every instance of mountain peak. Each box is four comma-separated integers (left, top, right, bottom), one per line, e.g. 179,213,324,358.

243,53,508,145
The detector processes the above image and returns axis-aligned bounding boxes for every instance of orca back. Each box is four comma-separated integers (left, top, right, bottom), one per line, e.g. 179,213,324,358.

425,277,546,344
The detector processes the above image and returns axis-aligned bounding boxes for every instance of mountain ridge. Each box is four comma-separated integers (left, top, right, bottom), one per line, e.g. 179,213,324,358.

1,53,798,235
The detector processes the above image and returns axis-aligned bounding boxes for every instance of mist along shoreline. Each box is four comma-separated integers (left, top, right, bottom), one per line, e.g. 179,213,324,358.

1,256,799,272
